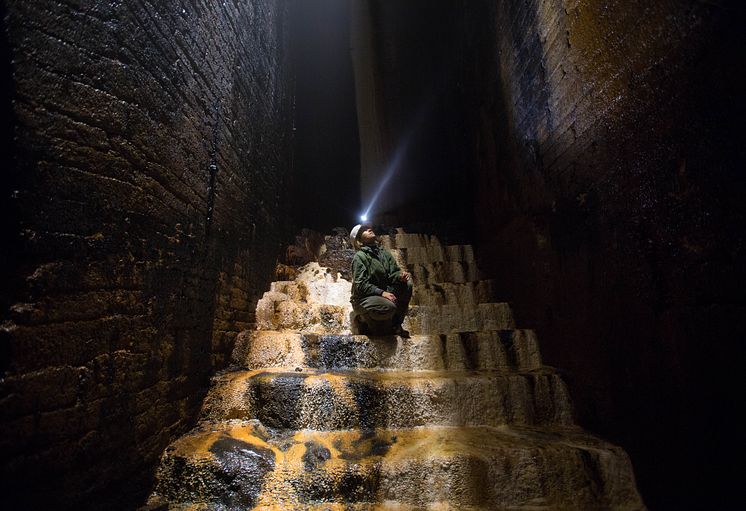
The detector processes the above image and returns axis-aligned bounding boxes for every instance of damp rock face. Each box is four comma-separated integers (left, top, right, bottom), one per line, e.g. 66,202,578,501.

0,0,294,507
148,230,645,510
352,2,745,508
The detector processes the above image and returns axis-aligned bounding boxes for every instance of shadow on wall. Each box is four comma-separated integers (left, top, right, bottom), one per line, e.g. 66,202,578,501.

0,1,294,509
472,1,746,509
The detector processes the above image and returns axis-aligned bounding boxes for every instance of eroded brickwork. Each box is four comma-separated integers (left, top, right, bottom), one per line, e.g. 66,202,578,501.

0,0,292,508
472,1,745,507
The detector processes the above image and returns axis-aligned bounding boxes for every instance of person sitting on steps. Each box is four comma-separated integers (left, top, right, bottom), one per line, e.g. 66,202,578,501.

349,224,413,337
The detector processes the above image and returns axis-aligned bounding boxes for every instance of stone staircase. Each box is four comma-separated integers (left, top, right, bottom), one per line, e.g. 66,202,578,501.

147,230,645,510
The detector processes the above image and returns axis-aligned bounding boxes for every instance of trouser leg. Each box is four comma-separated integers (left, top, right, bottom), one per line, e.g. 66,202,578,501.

352,295,396,334
391,279,413,326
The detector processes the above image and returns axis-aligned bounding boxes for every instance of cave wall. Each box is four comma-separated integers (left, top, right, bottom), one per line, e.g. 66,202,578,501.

473,0,745,508
0,0,293,508
354,0,744,507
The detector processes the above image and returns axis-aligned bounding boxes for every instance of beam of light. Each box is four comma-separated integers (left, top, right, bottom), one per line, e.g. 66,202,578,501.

359,137,410,222
357,96,434,224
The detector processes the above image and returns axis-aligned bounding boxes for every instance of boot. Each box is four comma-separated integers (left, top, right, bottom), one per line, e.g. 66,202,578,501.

390,314,409,338
392,322,410,338
353,314,370,335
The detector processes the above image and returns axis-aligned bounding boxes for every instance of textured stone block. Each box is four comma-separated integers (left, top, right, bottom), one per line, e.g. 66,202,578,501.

232,330,543,372
199,368,574,429
151,229,643,509
2,0,294,507
152,422,644,510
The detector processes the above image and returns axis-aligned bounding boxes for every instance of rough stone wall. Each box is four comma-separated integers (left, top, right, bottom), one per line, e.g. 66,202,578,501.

0,0,293,508
473,1,745,508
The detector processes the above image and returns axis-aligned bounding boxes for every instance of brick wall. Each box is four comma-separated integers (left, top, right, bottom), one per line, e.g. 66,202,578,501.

350,1,743,505
472,1,745,507
0,0,293,508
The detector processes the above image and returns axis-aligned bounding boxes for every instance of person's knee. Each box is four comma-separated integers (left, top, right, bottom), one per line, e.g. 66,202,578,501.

368,307,395,321
365,299,396,320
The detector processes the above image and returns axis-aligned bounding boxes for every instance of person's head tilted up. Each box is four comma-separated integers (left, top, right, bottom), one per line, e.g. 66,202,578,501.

350,224,375,251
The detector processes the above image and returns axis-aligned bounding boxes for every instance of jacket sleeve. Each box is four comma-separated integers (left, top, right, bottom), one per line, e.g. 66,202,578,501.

352,252,384,297
382,249,402,283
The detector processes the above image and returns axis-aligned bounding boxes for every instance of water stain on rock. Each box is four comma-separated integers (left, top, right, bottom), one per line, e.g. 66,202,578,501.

208,436,275,508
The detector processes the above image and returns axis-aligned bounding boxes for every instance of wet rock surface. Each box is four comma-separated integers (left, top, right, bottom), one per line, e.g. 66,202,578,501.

1,0,294,507
208,437,275,508
148,230,645,509
318,228,356,281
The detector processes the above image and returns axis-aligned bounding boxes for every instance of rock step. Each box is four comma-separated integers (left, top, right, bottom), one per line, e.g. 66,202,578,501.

255,302,351,333
200,368,574,429
400,245,476,266
406,260,482,284
405,302,515,334
249,504,484,511
410,279,495,306
381,231,439,249
254,302,515,335
152,422,644,511
379,234,476,264
233,330,543,372
268,267,352,307
264,278,496,307
153,500,491,510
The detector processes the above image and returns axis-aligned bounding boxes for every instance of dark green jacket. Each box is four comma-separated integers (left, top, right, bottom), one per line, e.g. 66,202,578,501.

351,245,401,301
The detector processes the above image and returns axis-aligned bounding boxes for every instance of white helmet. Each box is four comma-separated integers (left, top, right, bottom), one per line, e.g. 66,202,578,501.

349,224,362,249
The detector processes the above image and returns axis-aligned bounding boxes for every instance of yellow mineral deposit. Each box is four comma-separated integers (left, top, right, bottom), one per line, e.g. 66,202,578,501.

305,372,357,409
149,230,645,510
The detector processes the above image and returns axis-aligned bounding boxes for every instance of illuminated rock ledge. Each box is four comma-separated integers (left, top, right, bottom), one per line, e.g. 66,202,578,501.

148,230,645,510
